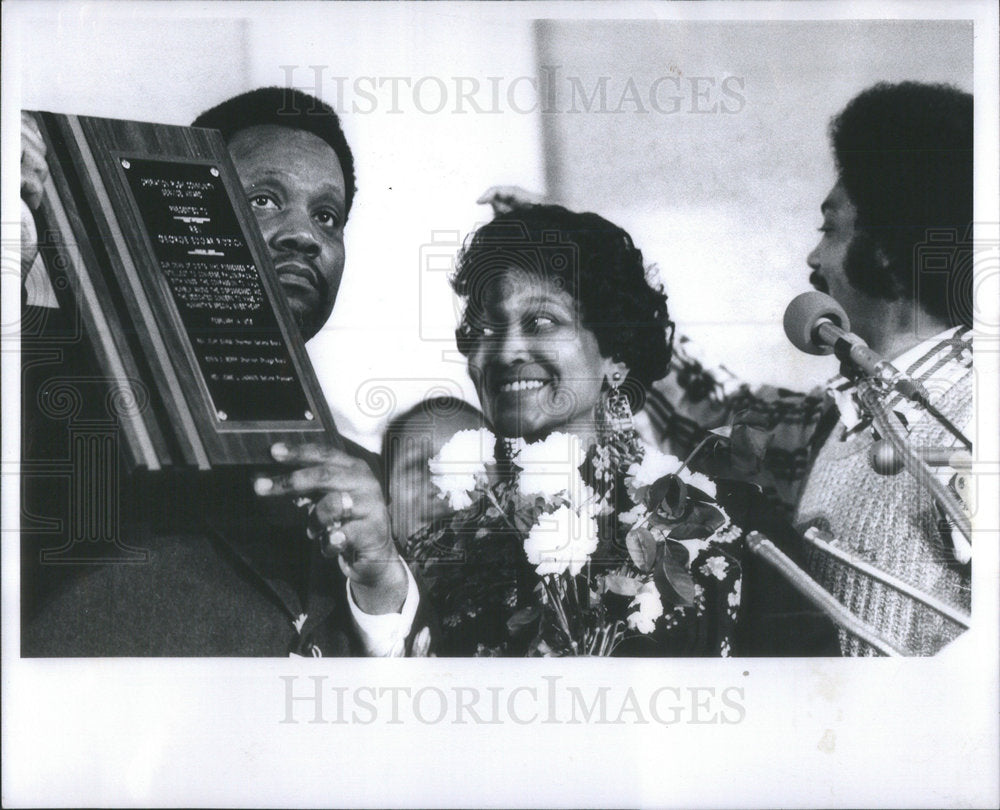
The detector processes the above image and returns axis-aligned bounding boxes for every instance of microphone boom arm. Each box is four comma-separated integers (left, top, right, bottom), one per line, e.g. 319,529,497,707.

855,379,973,548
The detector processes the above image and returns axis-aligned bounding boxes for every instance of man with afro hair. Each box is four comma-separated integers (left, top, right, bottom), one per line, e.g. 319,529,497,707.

794,81,973,656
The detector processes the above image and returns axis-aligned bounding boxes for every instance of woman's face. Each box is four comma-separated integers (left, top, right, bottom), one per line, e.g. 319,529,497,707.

465,269,616,441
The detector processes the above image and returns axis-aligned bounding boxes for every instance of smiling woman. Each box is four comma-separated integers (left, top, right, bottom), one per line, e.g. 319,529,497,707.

407,207,743,657
453,204,673,443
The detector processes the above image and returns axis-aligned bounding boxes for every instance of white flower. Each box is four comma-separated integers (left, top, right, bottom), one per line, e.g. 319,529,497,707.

711,520,739,545
514,432,587,503
627,581,663,634
590,491,615,516
428,428,495,510
627,444,682,488
442,488,474,510
627,441,720,500
677,537,710,560
618,504,647,525
523,504,598,577
700,555,729,581
727,579,742,608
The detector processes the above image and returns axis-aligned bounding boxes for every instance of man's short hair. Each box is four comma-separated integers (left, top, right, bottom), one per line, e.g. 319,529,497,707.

193,86,357,219
830,81,973,327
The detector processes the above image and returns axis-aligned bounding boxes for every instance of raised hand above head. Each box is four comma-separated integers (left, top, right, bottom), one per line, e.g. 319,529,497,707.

21,111,49,280
476,185,547,216
21,111,48,211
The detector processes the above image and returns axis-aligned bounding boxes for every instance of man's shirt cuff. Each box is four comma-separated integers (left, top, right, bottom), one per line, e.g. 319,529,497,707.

346,563,419,657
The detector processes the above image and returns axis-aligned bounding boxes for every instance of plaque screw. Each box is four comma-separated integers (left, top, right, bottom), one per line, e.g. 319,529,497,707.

210,167,220,177
304,410,314,421
121,159,131,170
217,410,228,421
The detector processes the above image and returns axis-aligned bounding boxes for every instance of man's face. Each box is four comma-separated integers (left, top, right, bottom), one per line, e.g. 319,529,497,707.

228,125,347,341
806,182,886,345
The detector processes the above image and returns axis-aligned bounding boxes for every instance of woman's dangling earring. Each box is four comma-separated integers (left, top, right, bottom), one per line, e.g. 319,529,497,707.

602,370,638,454
605,371,632,431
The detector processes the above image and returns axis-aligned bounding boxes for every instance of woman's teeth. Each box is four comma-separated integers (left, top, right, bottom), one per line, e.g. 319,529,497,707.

500,380,545,393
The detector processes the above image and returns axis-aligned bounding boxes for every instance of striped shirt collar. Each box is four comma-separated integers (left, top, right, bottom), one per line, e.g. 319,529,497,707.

826,326,972,434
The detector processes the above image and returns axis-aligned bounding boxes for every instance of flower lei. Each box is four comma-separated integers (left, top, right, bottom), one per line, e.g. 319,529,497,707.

409,428,742,657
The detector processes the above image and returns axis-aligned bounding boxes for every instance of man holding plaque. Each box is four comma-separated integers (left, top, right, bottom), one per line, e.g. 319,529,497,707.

21,89,429,657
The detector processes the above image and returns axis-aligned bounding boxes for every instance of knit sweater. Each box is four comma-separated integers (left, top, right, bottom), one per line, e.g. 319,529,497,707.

796,328,973,656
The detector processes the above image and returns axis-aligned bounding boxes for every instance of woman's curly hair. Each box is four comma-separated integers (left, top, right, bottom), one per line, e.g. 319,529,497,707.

451,205,673,399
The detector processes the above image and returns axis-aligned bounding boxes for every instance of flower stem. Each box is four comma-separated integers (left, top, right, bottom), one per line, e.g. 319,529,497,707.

602,621,625,656
566,574,587,650
483,487,519,532
677,433,718,477
587,625,604,655
625,435,719,538
542,576,574,651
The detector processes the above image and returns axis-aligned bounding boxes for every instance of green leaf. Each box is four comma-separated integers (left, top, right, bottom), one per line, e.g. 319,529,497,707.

602,573,642,597
625,526,658,572
667,502,727,540
729,423,772,474
512,504,543,534
528,636,557,657
654,541,695,607
506,605,541,637
646,474,686,518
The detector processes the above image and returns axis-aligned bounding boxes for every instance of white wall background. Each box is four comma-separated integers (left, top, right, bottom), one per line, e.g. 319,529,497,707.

537,19,973,398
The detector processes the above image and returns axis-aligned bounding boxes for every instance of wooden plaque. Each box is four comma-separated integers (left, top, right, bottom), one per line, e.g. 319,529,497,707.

30,111,343,470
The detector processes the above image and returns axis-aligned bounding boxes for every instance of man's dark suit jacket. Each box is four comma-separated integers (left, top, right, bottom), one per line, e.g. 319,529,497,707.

21,302,429,657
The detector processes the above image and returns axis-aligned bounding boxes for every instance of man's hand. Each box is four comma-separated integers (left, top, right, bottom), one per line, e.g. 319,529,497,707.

476,185,547,216
21,112,48,210
21,112,49,279
254,442,409,615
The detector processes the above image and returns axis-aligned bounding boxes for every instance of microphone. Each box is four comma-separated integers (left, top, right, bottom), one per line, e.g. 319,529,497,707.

783,291,924,402
869,440,972,476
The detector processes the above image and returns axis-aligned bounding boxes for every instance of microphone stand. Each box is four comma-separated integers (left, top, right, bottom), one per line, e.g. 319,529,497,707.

854,377,973,547
745,533,908,656
738,371,973,655
820,312,972,547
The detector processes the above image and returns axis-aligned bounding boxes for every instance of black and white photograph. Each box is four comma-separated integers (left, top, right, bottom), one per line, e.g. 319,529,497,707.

3,0,998,806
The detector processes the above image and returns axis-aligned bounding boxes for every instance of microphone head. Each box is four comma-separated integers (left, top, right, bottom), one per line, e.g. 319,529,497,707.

783,291,851,356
